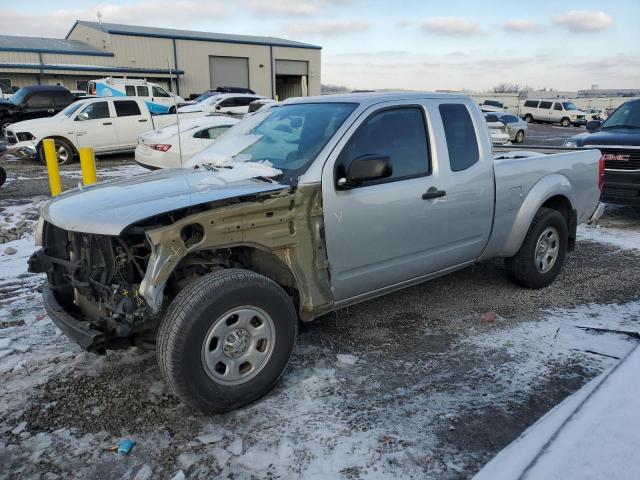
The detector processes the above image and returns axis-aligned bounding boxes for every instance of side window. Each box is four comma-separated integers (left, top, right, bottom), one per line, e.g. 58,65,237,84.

26,94,52,108
554,103,563,111
125,85,136,96
136,86,149,97
51,92,72,108
193,125,231,139
152,86,170,97
234,97,254,107
218,98,236,108
79,101,110,120
338,107,430,183
539,101,552,109
439,103,479,172
114,100,142,117
524,100,539,108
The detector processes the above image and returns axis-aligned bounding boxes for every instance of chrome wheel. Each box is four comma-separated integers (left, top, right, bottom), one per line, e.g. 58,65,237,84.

55,144,71,164
1,122,12,138
515,130,524,143
201,306,275,385
534,226,559,273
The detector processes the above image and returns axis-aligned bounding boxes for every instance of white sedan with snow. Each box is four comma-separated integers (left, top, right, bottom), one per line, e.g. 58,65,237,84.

177,93,266,115
135,115,239,169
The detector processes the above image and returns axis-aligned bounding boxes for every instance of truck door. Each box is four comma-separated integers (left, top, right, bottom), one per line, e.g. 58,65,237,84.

321,101,494,301
538,101,553,122
73,100,118,151
113,100,150,148
552,102,563,122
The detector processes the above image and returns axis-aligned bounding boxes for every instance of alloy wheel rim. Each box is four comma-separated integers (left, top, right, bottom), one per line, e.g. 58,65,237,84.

201,306,276,385
56,145,69,163
534,226,559,273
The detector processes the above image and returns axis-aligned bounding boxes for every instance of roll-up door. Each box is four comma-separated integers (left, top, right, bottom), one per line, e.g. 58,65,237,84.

209,56,249,89
275,60,308,76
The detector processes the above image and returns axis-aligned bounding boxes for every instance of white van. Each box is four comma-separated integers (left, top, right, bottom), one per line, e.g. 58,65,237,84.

87,77,184,114
520,99,586,127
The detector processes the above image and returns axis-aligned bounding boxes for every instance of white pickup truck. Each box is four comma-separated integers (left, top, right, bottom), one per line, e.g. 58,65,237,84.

5,97,179,164
29,93,604,414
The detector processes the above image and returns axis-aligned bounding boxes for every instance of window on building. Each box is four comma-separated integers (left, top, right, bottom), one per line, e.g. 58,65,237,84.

0,78,11,91
152,86,170,97
136,86,149,97
338,107,430,183
79,101,110,120
114,100,142,117
125,85,136,96
439,103,479,172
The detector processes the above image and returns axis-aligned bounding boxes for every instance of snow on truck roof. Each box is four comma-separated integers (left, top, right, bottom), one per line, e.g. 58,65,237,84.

281,91,470,106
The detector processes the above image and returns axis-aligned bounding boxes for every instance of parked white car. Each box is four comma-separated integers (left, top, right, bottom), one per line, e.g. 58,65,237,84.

88,78,184,114
479,99,508,113
484,113,511,145
521,99,586,127
177,93,266,115
135,115,239,169
5,97,177,164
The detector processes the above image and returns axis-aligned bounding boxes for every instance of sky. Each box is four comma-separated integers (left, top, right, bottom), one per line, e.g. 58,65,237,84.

1,0,639,92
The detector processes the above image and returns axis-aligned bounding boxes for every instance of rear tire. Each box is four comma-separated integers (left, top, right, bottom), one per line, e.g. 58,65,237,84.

505,208,568,289
1,120,14,138
0,166,6,187
37,138,75,165
524,114,533,123
157,269,298,414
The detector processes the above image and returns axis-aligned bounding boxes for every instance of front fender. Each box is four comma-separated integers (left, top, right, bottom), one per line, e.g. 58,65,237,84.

501,174,575,257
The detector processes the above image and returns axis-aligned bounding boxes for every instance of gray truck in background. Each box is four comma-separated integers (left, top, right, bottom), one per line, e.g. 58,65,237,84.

28,93,604,413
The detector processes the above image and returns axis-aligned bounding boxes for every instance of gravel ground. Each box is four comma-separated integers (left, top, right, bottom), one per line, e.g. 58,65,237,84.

0,150,639,479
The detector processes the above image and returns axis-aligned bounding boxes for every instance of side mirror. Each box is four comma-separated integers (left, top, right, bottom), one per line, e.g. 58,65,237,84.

586,120,602,132
215,105,222,111
76,112,90,121
336,154,392,189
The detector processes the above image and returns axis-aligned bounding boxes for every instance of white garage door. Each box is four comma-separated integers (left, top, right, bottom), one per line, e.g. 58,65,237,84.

209,56,249,89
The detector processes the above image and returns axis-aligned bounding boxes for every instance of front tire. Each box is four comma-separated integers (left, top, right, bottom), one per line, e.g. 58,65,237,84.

524,114,533,123
560,117,570,127
514,129,525,143
37,138,75,165
0,166,6,187
505,208,568,288
1,120,14,138
157,269,298,414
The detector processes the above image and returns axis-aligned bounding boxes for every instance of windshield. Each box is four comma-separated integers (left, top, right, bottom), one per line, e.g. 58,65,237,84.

188,102,357,182
59,102,84,118
195,92,216,102
8,88,29,106
562,102,578,111
602,102,640,130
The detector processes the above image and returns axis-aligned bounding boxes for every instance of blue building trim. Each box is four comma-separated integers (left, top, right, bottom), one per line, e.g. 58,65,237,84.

0,46,114,57
0,63,185,75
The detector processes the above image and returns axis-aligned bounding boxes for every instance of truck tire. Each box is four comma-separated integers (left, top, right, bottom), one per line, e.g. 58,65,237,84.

505,207,568,289
0,166,5,187
1,120,13,138
514,130,525,143
37,138,75,165
560,117,570,127
524,114,533,123
157,269,298,414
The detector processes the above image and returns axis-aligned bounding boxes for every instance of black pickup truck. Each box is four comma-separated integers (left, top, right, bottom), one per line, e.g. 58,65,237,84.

565,99,640,206
0,85,75,138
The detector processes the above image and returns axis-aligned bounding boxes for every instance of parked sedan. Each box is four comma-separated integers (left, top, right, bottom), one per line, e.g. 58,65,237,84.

135,115,239,169
486,112,527,143
484,113,510,145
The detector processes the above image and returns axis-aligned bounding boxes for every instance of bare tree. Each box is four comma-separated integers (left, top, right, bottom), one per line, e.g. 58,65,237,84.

321,83,350,94
493,83,521,94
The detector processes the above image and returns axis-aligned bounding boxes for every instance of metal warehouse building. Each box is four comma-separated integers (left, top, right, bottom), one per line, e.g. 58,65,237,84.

0,20,321,100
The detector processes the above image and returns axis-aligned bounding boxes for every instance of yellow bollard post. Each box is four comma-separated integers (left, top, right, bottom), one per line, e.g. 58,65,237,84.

79,147,98,185
43,139,62,196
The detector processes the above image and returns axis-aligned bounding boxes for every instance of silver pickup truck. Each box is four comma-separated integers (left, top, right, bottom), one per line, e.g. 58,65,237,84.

28,93,604,413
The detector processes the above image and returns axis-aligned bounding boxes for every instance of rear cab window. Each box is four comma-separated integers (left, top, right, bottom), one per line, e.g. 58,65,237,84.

439,103,479,172
338,106,431,184
114,100,142,117
539,101,552,109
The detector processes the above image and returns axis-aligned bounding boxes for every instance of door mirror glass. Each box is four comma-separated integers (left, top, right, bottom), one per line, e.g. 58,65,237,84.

337,154,392,189
76,111,90,121
215,104,222,110
586,120,602,132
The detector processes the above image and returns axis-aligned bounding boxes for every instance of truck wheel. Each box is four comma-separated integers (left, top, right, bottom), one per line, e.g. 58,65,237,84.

0,167,5,187
514,130,525,143
37,138,75,165
157,269,298,414
505,207,568,289
1,120,13,138
560,117,570,127
524,114,533,123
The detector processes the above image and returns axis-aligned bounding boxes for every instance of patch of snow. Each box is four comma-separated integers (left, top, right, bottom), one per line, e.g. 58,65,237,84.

211,447,232,468
133,464,153,480
577,223,640,251
170,471,185,480
227,437,243,456
336,354,359,365
196,432,224,445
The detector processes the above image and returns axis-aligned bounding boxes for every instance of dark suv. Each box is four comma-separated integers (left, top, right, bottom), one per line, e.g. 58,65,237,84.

0,85,75,137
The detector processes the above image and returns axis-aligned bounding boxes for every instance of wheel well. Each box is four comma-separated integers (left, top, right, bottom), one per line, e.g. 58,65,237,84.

37,136,77,156
170,246,301,310
541,195,577,250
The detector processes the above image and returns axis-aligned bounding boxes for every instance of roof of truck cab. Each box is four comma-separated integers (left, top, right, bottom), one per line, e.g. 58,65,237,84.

282,92,469,106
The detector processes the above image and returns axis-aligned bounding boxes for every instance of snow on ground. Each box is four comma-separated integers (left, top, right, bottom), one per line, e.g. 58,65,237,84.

0,173,639,479
578,223,640,251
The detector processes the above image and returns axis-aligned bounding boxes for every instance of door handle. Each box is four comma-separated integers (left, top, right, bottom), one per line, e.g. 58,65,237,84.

102,122,112,125
138,119,148,123
422,187,446,200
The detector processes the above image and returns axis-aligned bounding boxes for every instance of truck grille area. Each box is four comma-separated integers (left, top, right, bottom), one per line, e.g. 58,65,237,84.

602,148,640,171
42,222,154,348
